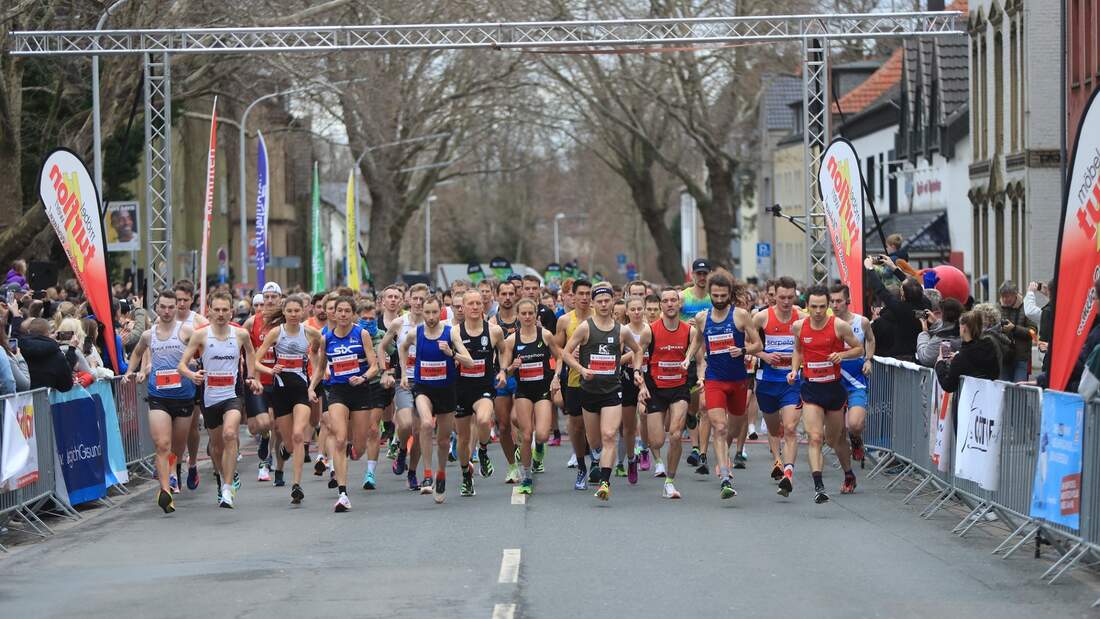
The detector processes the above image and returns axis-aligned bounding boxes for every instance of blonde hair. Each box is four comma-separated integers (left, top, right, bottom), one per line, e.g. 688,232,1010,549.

57,317,86,342
51,301,79,333
972,303,1001,331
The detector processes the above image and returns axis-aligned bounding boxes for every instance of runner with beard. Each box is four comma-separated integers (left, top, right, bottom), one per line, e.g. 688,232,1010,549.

455,289,507,496
489,279,522,483
553,279,594,490
378,284,428,491
681,260,712,476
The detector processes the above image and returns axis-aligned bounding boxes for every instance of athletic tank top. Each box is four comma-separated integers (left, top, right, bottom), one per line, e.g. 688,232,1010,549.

801,316,842,383
458,321,494,384
180,310,197,329
839,313,866,388
579,317,621,394
414,324,457,386
324,325,367,386
758,306,797,382
704,308,748,381
623,323,649,381
250,316,276,386
399,315,420,379
201,329,240,407
147,321,195,400
514,326,551,383
648,319,690,388
274,324,309,384
565,311,584,388
496,313,519,338
680,288,712,322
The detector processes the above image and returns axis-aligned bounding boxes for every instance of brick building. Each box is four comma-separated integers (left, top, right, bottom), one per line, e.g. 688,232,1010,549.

1067,0,1100,150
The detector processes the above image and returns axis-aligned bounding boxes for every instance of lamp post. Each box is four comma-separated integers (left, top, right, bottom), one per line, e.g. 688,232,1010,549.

553,213,586,265
91,0,132,198
425,195,437,275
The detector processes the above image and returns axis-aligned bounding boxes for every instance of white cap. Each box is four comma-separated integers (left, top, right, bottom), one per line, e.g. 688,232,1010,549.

252,294,264,305
261,282,282,295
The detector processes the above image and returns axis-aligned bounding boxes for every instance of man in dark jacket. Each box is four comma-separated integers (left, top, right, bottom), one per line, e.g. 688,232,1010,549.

997,281,1034,381
19,318,74,392
865,256,925,361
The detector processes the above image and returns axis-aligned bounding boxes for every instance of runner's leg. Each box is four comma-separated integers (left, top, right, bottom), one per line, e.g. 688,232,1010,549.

328,404,351,488
148,410,173,492
221,409,242,489
514,397,534,469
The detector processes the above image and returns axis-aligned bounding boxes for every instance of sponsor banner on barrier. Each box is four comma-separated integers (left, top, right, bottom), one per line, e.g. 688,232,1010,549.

50,387,106,506
1030,390,1084,529
87,380,129,486
954,377,1004,491
930,379,953,473
1,393,39,491
818,138,865,314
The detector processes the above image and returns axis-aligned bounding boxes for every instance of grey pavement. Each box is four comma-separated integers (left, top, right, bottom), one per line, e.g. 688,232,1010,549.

1,439,1098,618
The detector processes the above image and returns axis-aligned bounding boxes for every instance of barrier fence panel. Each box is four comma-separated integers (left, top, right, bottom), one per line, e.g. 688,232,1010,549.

0,389,68,549
112,376,154,476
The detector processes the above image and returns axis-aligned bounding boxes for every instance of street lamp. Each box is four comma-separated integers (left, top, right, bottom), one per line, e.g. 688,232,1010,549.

425,195,437,274
553,212,587,265
91,0,132,197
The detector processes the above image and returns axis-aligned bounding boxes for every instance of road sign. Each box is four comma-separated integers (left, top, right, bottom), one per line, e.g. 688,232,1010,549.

756,242,771,258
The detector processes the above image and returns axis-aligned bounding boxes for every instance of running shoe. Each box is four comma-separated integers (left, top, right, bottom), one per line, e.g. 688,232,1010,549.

518,478,533,495
653,461,667,478
273,469,286,487
504,463,520,484
448,433,458,462
157,488,175,514
840,473,857,495
733,453,747,470
770,460,784,481
363,470,377,491
638,449,651,471
850,433,865,463
686,448,701,467
460,467,475,497
186,465,200,490
685,413,698,430
386,441,399,461
219,484,234,509
393,450,408,476
479,449,494,478
614,463,627,478
257,434,270,461
814,488,830,504
627,459,638,485
470,450,480,463
566,453,578,468
695,461,710,476
258,462,271,482
588,465,601,484
433,477,446,504
280,446,292,461
168,474,181,494
574,470,587,491
532,447,545,473
327,471,337,489
334,492,351,513
420,477,434,495
547,435,561,447
314,459,327,476
302,445,311,463
720,479,737,500
407,471,419,491
777,473,793,497
662,481,681,499
748,425,758,441
232,471,241,491
291,484,304,505
595,481,611,501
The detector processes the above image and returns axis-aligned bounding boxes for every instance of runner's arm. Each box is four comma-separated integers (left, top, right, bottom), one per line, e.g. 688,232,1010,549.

177,330,202,381
449,327,475,368
254,328,280,377
125,331,151,379
834,320,864,361
309,337,327,392
499,336,516,374
238,329,259,381
738,309,762,356
862,317,876,360
561,321,589,375
787,321,803,383
377,322,400,371
361,329,380,380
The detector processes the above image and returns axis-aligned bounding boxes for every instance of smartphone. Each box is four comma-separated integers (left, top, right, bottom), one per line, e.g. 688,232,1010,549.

4,291,13,305
939,341,952,358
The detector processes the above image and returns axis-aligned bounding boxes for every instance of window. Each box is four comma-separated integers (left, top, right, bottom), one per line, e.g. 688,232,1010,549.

994,202,1005,290
994,29,1004,156
878,153,885,199
1010,22,1018,152
889,162,900,214
866,156,876,205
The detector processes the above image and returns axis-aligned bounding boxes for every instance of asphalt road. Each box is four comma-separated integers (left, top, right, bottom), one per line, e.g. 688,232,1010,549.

1,439,1098,618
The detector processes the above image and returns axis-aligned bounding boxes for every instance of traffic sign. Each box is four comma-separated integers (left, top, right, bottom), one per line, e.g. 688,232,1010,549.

756,242,771,258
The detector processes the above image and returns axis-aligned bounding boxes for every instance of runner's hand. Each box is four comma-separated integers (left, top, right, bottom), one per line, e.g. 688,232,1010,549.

271,364,283,375
637,387,649,407
308,388,318,403
381,373,395,389
348,375,365,386
759,351,782,366
400,376,409,390
550,375,560,393
580,367,594,381
786,370,797,385
680,359,690,370
496,370,507,389
192,369,206,385
438,340,453,356
509,357,522,372
247,378,262,395
729,346,743,358
827,352,844,364
862,360,872,376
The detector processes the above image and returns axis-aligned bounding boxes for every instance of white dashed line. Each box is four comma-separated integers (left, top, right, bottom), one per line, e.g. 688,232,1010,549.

498,548,521,583
510,486,526,505
491,603,516,619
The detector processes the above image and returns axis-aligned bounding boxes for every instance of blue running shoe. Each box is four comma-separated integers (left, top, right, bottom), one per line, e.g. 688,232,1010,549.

186,465,200,490
406,471,419,491
448,432,458,462
363,470,376,490
393,450,407,476
574,469,588,491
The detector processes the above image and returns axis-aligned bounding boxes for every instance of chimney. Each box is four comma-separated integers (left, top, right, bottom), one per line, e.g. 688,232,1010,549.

928,0,945,10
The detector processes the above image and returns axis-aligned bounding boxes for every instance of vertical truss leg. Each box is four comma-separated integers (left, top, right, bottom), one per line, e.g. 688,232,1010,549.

802,35,830,286
144,52,173,298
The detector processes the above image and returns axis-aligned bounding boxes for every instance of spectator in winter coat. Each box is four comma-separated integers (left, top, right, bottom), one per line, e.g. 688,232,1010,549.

997,281,1035,381
3,259,28,290
18,318,73,392
917,298,963,367
934,311,1002,392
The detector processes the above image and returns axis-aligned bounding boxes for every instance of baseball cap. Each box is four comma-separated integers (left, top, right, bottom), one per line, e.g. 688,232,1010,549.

252,293,264,305
261,282,282,295
692,258,711,273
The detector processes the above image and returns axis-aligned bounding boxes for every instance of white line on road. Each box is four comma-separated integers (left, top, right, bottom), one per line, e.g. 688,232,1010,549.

498,548,521,583
491,603,516,619
511,486,526,505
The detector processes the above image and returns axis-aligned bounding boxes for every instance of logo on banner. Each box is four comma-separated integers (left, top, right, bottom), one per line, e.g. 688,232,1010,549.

1,395,39,490
818,139,865,314
954,377,1004,491
1030,391,1085,529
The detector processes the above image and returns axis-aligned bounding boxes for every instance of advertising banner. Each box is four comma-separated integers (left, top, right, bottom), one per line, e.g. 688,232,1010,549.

467,262,485,285
818,138,865,314
929,378,953,473
37,148,119,370
1050,86,1100,390
311,162,325,293
490,257,513,281
50,387,106,506
199,97,218,312
87,380,129,486
954,377,1005,491
544,262,562,287
105,201,140,252
255,131,269,287
1030,390,1084,530
345,169,360,290
1,393,38,491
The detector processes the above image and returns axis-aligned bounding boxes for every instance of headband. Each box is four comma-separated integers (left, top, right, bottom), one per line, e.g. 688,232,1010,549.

592,286,614,299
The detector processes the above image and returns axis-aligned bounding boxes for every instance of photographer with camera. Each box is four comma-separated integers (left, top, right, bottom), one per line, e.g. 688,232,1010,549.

996,281,1034,382
864,255,925,362
916,296,964,367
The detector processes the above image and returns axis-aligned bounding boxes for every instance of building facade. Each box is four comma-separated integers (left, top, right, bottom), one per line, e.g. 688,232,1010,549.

968,0,1063,300
1067,0,1100,151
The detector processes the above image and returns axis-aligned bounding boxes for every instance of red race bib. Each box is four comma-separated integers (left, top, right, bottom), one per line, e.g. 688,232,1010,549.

707,332,735,354
589,354,617,375
207,372,235,387
155,369,181,389
655,361,685,382
519,361,543,381
804,361,837,382
419,360,447,381
277,354,304,370
331,354,360,377
460,358,486,378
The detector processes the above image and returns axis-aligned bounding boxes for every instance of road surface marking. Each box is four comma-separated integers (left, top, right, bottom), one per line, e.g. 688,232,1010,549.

511,486,526,505
491,603,516,619
498,548,521,583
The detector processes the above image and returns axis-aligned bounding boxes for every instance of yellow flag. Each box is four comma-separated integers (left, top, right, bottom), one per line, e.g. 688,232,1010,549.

345,169,359,290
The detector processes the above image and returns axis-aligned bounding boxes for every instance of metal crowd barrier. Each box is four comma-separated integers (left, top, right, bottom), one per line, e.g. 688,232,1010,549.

865,357,1100,593
0,377,156,551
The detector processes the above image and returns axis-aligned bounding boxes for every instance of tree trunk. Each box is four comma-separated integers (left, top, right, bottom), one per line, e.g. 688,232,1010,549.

0,207,48,269
699,155,736,271
365,181,403,287
622,155,683,284
0,57,24,231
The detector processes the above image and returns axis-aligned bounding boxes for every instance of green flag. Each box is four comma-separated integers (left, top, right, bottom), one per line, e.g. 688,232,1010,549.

311,162,325,292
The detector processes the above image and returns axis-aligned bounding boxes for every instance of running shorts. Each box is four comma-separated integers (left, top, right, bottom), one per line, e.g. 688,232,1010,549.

202,397,244,429
394,385,415,411
365,383,395,410
563,383,583,417
326,383,372,412
580,389,621,413
644,384,690,414
704,379,749,416
800,380,848,411
845,383,868,410
516,378,551,403
271,374,310,418
620,371,640,407
496,375,518,397
455,382,494,418
413,383,457,415
147,396,194,419
755,379,802,414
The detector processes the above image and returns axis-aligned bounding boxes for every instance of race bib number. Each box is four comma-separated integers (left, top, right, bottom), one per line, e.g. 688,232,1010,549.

805,361,838,382
707,332,735,354
460,358,486,378
589,354,617,375
155,369,181,389
420,360,447,381
261,350,276,365
655,361,685,382
207,371,235,388
332,354,360,377
277,354,304,370
519,361,543,381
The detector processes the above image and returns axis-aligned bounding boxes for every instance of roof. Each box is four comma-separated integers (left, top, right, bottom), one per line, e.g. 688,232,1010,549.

761,74,803,131
865,209,950,254
833,48,903,116
833,60,885,71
